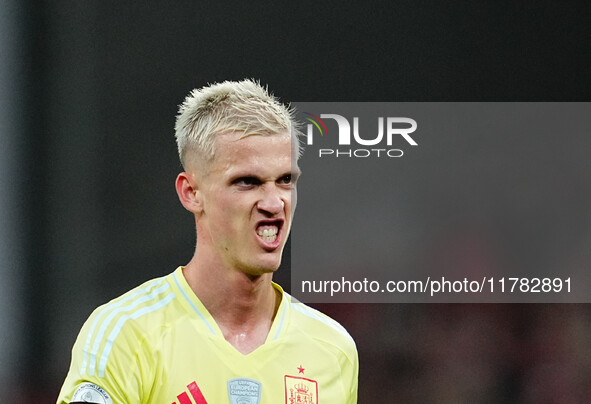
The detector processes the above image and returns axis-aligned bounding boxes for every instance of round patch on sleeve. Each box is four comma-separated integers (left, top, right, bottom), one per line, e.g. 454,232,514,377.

72,382,113,404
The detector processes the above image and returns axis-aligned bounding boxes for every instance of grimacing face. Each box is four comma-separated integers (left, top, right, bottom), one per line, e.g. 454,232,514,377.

194,132,300,276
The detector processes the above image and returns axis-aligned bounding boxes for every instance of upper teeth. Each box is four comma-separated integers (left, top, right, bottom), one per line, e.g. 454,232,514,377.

258,227,278,237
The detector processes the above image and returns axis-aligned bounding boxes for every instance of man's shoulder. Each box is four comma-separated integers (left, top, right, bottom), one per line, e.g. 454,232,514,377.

286,294,357,359
81,272,178,341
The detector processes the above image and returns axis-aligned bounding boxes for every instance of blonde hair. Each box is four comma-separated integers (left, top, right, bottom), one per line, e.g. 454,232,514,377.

175,79,301,169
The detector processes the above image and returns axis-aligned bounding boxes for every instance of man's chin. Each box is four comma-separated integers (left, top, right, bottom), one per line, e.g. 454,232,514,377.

240,257,282,277
245,263,281,277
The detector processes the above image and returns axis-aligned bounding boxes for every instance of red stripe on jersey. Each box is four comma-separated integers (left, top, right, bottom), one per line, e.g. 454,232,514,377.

187,381,208,404
177,392,192,404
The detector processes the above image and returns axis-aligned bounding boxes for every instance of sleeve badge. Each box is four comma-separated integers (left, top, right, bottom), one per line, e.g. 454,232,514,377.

72,382,113,404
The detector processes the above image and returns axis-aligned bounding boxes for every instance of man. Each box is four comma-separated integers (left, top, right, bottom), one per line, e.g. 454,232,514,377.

57,79,358,404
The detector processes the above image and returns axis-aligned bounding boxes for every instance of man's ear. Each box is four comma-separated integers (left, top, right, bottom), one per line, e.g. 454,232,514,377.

175,172,203,213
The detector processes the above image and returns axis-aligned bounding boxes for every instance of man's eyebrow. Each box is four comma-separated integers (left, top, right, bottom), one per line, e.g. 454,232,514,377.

280,170,301,179
229,169,301,179
229,172,261,179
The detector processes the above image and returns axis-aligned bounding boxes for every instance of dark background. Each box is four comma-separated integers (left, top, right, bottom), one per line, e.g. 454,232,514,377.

1,1,590,402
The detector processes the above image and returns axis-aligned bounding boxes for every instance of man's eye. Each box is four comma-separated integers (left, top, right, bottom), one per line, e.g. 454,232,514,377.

233,177,260,187
278,175,292,184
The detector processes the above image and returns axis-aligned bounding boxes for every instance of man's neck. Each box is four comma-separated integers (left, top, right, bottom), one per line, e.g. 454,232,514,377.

182,257,281,355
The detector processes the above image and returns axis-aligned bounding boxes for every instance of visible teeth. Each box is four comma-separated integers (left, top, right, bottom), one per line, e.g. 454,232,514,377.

263,228,276,237
257,225,278,242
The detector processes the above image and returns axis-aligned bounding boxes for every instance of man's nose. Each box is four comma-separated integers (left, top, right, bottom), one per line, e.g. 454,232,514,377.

257,187,285,215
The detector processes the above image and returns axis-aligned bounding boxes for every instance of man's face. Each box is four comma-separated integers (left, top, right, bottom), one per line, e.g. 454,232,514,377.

195,132,299,276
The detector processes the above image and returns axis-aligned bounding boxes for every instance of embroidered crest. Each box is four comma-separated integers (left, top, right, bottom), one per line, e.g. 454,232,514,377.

227,378,262,404
284,375,318,404
72,382,113,404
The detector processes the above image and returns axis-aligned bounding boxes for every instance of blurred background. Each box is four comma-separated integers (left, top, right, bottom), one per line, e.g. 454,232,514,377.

1,1,590,402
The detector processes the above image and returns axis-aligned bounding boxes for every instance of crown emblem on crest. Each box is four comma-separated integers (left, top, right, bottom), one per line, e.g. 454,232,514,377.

294,383,309,394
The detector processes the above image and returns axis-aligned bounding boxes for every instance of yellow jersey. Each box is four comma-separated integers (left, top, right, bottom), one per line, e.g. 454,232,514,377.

57,267,358,404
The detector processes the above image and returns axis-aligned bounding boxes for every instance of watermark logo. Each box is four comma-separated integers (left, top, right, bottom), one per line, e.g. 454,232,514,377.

303,112,329,138
304,112,418,158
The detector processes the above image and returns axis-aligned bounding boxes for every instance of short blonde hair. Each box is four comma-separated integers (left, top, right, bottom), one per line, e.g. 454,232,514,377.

175,79,301,169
